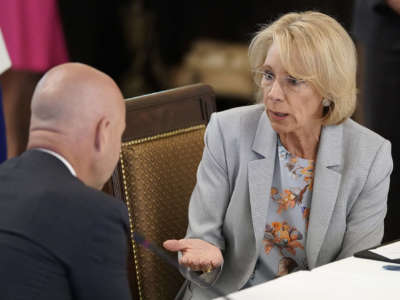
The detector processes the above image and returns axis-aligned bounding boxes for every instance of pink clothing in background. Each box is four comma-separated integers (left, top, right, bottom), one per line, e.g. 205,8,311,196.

0,0,69,72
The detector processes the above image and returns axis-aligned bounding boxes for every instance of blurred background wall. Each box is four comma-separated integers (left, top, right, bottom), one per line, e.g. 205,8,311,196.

61,0,400,243
59,0,354,111
4,0,400,242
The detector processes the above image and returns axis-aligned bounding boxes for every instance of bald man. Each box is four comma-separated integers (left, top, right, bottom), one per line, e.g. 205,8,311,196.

0,63,131,300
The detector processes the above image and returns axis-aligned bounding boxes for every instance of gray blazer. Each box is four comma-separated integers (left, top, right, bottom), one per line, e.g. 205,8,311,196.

182,104,392,300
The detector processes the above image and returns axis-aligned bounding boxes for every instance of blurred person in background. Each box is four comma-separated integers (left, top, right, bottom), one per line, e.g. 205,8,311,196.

352,0,400,243
164,11,393,300
0,0,69,158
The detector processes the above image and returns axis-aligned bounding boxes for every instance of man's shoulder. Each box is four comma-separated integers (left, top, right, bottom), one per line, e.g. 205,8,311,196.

0,151,127,223
33,181,128,260
55,180,128,221
0,165,128,263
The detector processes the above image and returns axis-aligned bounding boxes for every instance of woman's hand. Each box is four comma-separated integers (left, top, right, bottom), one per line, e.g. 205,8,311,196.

163,239,223,272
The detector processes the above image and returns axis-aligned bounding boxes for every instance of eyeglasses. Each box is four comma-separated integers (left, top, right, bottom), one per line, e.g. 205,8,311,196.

253,70,307,94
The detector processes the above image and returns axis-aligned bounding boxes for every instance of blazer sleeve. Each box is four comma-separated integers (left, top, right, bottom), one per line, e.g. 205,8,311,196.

184,113,231,285
337,140,393,259
70,200,132,300
186,113,230,250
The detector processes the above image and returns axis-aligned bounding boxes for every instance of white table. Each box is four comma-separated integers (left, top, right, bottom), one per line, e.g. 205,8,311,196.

214,257,400,300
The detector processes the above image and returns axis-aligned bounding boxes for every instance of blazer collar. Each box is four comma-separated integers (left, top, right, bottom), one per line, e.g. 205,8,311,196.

315,123,343,168
307,122,343,268
251,110,276,159
248,110,277,259
249,112,344,267
253,112,343,165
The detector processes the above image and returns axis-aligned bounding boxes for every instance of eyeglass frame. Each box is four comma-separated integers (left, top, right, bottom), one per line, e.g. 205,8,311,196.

252,69,308,94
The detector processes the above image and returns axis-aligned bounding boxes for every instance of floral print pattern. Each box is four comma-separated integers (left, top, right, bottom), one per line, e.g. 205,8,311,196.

263,141,314,276
270,147,314,226
263,221,304,256
245,140,314,287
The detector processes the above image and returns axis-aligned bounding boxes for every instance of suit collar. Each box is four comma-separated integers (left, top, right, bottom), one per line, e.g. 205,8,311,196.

34,148,77,177
22,149,78,180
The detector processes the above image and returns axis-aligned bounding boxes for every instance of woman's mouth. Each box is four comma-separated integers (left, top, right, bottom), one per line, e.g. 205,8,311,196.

269,110,289,120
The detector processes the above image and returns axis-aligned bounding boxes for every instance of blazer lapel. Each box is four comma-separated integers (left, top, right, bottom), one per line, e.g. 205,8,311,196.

306,123,343,268
248,112,277,256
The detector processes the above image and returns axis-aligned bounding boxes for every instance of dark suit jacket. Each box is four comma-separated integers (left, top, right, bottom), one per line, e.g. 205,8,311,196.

0,150,132,300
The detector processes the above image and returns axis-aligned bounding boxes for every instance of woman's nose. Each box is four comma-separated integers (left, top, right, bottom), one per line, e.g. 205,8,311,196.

267,79,285,101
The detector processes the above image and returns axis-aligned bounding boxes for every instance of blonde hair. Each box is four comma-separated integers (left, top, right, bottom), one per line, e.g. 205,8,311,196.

249,11,357,125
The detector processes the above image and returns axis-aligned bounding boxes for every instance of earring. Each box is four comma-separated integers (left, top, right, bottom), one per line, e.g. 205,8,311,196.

322,98,331,107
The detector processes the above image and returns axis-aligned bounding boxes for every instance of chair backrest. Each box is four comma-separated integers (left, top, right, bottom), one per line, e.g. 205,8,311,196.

109,84,216,300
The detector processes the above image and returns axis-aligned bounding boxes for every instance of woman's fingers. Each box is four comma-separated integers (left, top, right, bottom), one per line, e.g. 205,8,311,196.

163,239,183,252
163,239,193,252
183,258,211,272
164,238,223,271
181,252,220,271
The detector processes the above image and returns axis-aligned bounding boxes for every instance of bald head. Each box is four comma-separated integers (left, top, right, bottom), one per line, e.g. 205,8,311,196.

30,63,123,135
28,63,126,189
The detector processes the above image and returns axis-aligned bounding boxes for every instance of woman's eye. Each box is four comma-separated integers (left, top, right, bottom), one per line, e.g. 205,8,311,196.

287,77,302,85
263,72,274,80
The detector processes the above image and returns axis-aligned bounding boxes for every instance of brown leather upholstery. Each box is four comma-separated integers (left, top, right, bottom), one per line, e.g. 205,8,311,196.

109,84,216,300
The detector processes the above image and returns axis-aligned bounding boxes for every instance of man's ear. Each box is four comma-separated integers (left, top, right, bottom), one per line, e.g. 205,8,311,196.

94,117,110,153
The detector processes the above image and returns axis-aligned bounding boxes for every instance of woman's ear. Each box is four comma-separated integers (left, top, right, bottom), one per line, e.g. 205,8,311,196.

94,117,110,153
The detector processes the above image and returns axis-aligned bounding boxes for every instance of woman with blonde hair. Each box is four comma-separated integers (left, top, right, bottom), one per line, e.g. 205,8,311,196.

165,11,393,300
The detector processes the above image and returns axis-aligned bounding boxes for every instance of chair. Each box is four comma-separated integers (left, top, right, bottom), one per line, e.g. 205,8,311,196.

107,83,216,300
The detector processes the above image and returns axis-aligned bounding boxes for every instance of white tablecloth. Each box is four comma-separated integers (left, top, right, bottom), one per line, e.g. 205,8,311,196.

214,257,400,300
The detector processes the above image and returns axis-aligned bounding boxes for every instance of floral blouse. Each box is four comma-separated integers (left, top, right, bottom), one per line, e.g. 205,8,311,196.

244,139,314,288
